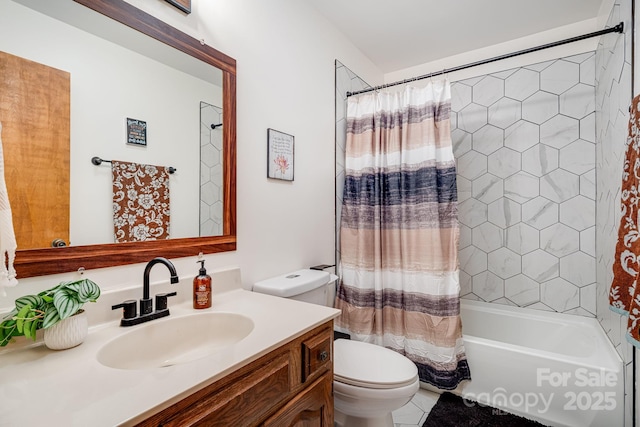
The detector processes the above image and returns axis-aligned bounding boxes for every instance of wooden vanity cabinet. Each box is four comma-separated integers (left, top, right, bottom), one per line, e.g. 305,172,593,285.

135,320,334,427
262,372,332,427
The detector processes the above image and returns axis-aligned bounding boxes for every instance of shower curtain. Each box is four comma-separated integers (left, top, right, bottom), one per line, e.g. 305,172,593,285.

334,80,471,390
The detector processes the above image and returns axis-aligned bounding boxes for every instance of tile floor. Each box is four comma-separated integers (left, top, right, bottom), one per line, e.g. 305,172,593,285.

392,388,441,427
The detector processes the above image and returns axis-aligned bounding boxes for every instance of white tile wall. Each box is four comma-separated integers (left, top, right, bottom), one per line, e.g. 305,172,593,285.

595,0,635,425
450,54,598,316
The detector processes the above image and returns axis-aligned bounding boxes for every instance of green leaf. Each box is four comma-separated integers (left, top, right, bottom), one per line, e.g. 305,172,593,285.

22,319,32,339
0,320,17,346
78,279,101,302
42,308,60,329
52,288,81,320
9,323,22,338
15,305,31,333
29,319,38,341
63,280,82,293
15,295,42,311
0,321,6,343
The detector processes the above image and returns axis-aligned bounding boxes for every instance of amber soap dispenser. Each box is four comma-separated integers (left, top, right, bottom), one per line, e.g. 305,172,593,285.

193,260,212,309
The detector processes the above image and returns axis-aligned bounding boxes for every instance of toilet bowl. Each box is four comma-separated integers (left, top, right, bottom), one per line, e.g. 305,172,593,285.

253,270,420,427
333,338,419,427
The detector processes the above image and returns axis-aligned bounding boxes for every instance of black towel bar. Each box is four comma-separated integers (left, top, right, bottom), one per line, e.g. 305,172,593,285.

91,156,176,174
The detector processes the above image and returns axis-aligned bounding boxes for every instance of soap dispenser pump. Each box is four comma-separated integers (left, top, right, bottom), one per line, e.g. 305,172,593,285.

193,260,212,309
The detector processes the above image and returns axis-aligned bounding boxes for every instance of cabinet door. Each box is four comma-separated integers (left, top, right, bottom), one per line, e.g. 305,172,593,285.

159,353,291,427
262,372,333,427
0,51,70,249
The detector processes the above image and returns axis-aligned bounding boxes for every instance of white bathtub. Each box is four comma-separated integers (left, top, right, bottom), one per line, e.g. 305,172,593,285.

440,300,624,427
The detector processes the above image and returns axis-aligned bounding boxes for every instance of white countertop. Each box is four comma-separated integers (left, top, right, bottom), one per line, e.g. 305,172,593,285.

0,286,340,426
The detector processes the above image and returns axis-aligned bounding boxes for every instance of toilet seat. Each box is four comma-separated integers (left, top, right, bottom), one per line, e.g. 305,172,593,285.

334,339,419,390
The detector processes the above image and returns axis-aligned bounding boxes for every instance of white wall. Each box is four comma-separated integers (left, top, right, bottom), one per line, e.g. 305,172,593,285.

123,0,382,288
0,0,381,308
384,19,601,85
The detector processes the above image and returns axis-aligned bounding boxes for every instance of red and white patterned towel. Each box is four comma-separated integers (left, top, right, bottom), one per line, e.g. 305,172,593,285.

112,161,170,243
610,94,640,348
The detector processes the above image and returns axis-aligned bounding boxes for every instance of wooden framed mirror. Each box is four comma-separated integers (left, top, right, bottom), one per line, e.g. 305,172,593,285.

7,0,236,278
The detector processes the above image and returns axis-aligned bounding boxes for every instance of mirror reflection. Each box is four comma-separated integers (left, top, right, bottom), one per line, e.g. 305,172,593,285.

1,0,224,250
199,102,224,237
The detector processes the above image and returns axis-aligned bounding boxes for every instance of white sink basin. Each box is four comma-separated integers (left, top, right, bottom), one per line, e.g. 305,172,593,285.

97,312,254,370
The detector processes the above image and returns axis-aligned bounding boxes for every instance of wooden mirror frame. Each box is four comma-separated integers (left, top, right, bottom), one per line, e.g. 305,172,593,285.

14,0,236,278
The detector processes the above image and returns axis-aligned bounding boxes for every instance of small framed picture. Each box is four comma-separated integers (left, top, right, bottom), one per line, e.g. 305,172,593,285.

126,118,147,147
267,128,294,181
165,0,191,14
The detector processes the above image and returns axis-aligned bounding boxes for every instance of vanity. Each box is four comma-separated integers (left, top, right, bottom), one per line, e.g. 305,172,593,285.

0,269,340,426
137,319,334,426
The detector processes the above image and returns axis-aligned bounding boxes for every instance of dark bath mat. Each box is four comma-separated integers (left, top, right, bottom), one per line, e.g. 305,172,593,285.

334,330,351,340
423,392,548,427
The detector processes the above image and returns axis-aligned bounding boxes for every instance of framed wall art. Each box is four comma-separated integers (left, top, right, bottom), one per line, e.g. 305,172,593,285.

267,128,294,181
126,117,147,146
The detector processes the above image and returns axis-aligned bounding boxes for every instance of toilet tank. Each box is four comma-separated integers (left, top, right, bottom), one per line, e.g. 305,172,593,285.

253,269,334,306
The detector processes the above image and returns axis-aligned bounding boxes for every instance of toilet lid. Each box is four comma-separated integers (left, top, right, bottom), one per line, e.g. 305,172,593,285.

333,339,419,389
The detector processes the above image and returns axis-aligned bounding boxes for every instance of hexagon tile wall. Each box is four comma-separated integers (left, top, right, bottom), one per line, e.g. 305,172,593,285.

200,102,224,236
453,52,596,316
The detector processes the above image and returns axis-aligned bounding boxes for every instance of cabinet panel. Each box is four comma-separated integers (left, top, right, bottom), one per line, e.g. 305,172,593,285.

301,331,332,383
262,372,333,427
162,353,290,427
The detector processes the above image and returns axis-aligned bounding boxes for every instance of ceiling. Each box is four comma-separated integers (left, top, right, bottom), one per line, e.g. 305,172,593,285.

306,0,606,74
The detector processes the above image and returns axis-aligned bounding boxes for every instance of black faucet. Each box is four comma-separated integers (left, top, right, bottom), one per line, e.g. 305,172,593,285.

112,257,179,327
141,257,179,314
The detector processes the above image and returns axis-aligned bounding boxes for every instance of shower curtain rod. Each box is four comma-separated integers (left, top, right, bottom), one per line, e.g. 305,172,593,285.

346,22,624,97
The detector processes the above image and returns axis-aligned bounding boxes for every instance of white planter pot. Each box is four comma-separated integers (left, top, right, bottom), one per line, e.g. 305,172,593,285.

44,310,88,350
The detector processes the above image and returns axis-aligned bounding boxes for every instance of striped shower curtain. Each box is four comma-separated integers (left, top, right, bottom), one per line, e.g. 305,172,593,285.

335,81,471,390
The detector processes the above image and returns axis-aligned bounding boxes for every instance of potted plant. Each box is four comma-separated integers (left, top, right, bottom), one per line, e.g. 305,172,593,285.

0,278,100,349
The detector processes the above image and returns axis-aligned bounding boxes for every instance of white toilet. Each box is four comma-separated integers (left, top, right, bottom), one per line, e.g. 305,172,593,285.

253,269,420,427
